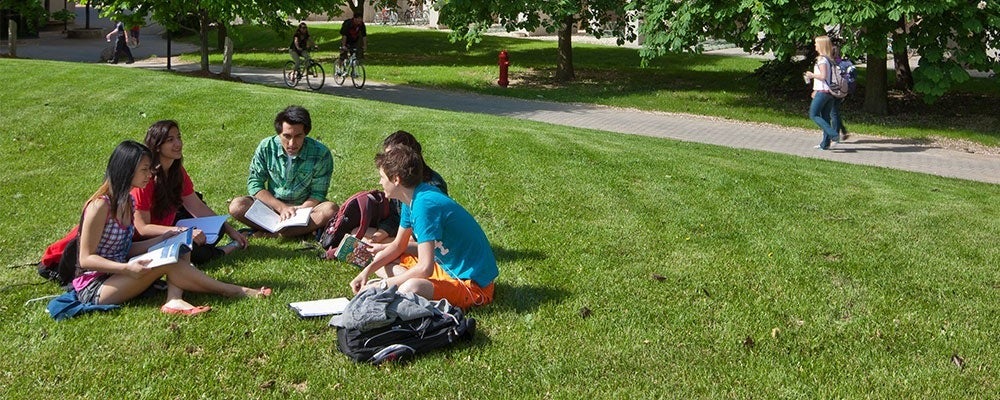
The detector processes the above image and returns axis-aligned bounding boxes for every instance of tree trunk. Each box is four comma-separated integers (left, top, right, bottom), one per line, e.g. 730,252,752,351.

222,36,233,78
85,1,91,29
7,20,16,57
555,15,575,82
891,20,914,91
347,0,363,19
198,9,210,72
863,34,889,115
217,23,228,50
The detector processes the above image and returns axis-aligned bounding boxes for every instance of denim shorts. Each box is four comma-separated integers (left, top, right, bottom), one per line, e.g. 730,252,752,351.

76,274,110,304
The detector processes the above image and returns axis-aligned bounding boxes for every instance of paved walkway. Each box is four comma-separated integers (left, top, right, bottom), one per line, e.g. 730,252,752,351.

5,8,999,185
133,60,1000,185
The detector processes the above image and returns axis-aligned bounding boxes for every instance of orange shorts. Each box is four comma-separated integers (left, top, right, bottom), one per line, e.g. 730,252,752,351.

397,254,493,310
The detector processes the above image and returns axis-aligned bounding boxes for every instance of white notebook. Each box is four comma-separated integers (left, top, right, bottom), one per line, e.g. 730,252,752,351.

288,297,350,318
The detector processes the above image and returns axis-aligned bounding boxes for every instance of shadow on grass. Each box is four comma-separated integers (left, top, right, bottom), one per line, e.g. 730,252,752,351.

487,245,567,313
487,283,568,315
492,245,546,262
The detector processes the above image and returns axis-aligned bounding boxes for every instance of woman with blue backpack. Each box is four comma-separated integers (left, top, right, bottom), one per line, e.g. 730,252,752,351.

803,35,841,150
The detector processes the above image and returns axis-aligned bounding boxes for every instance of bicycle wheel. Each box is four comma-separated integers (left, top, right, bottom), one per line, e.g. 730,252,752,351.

306,62,325,90
402,10,413,25
389,11,398,25
283,61,298,87
334,58,347,85
100,46,114,62
351,61,366,89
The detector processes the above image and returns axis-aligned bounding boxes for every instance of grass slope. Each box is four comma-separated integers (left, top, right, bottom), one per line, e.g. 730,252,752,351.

184,24,1000,147
1,59,998,398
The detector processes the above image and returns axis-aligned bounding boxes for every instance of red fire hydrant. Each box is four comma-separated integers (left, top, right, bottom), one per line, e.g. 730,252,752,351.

498,50,510,88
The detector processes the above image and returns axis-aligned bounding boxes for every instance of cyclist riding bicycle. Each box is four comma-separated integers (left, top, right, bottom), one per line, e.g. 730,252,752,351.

337,13,367,75
290,22,311,78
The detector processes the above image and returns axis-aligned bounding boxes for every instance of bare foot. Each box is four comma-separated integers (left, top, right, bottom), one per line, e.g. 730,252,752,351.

161,298,197,311
241,286,273,298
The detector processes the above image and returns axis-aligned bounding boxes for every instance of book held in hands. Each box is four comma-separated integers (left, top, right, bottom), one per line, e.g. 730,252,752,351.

335,235,375,268
245,198,313,233
128,228,193,268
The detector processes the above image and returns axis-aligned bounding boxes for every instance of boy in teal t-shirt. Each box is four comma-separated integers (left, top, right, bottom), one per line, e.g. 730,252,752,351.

350,145,497,309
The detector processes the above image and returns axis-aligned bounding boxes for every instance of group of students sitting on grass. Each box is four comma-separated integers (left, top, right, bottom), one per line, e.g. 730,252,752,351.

60,105,497,316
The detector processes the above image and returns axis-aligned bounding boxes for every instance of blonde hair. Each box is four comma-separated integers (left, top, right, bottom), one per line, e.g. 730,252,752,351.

815,36,834,59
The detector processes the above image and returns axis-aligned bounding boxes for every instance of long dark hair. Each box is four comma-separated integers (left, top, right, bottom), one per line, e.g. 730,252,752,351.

145,120,183,220
87,140,151,223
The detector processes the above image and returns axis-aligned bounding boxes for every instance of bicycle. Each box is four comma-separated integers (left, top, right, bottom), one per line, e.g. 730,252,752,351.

374,7,398,25
283,53,325,91
402,7,429,25
335,47,366,89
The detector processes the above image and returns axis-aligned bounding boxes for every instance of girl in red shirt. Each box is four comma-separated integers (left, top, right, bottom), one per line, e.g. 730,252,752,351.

132,120,248,265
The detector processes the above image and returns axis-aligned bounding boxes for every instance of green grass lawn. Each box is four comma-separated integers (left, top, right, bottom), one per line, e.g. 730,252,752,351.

2,58,999,398
182,24,1000,147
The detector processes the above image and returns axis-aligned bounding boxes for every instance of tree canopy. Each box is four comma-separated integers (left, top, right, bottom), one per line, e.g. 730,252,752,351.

437,0,637,81
93,0,345,72
632,0,1000,112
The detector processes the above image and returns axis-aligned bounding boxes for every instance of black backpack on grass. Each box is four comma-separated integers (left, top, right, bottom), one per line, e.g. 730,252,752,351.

334,298,476,365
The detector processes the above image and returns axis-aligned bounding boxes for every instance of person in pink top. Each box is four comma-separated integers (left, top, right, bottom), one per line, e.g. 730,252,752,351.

72,140,270,316
131,120,248,265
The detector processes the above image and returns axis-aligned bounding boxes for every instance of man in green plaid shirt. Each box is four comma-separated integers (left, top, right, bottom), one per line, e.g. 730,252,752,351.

229,106,338,237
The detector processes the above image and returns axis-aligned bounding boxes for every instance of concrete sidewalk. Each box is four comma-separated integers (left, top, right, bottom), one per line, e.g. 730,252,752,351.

3,5,198,63
5,11,999,185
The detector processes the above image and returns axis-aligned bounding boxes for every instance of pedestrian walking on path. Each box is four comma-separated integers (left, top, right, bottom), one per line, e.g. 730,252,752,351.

804,35,840,150
105,20,134,64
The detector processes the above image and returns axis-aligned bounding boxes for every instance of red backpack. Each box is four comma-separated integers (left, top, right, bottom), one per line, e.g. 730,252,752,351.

38,225,79,283
319,190,391,255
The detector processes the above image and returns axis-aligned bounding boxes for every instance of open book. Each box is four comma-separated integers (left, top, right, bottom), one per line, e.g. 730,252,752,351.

335,235,375,268
245,198,313,233
175,215,229,245
288,297,350,318
128,228,193,268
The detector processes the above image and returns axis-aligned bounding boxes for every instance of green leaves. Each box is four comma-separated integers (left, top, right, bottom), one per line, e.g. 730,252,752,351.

636,0,1000,104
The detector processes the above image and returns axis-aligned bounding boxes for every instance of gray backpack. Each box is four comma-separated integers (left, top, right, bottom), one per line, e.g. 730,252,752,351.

824,57,849,99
